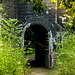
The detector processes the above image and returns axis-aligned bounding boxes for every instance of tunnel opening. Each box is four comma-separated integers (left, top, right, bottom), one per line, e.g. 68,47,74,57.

24,24,48,68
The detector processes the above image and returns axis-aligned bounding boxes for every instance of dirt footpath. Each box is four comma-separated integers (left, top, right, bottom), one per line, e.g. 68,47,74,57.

29,67,56,75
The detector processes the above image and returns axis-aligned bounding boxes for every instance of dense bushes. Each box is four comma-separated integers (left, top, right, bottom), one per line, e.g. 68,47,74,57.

56,13,75,75
56,33,75,75
0,19,30,75
56,0,75,74
0,40,29,75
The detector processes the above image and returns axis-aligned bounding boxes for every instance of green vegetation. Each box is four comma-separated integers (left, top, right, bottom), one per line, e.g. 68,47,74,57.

56,33,75,75
24,29,35,56
0,0,75,75
51,0,56,3
0,4,2,12
60,0,75,14
21,0,47,13
0,19,31,75
60,0,75,33
56,0,75,75
0,39,30,75
65,14,75,33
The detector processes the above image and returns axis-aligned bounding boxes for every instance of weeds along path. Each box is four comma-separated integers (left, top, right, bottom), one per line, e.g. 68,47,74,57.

29,67,56,75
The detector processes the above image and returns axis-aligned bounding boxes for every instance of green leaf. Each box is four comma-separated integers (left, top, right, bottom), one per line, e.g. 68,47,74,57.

28,48,33,50
26,51,30,53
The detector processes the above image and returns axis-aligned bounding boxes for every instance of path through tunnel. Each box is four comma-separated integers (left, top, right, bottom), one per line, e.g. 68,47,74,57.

24,24,49,68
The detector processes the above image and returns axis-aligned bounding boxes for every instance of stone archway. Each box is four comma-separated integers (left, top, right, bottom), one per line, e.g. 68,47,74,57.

21,18,56,68
24,24,48,67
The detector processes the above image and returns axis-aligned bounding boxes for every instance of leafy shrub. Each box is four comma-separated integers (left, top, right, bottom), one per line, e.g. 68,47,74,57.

56,33,75,75
0,19,31,75
0,39,29,75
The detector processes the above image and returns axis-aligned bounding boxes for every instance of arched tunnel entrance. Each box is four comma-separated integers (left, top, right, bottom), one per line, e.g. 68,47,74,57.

24,24,49,68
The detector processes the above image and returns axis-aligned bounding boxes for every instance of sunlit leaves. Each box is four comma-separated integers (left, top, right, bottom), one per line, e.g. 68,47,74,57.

51,0,56,3
1,18,22,35
60,0,75,14
0,18,31,74
0,18,23,47
60,0,75,33
56,34,75,75
0,40,30,74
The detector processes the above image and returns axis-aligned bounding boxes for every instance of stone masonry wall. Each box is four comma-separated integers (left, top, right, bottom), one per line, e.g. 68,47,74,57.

2,0,67,27
2,0,18,19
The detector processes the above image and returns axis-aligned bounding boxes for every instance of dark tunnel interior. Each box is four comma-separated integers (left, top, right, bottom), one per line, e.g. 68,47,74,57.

24,25,48,67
